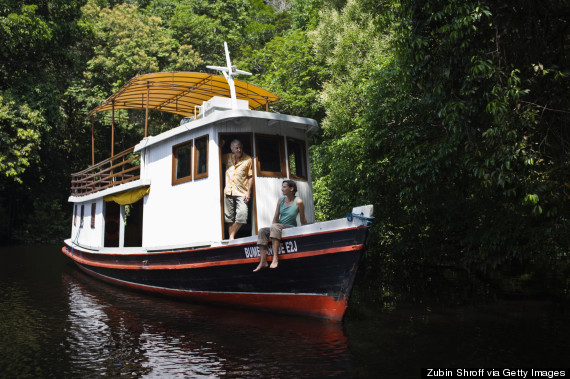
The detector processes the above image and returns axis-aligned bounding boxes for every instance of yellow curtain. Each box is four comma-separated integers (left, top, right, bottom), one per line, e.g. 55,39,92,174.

104,186,150,205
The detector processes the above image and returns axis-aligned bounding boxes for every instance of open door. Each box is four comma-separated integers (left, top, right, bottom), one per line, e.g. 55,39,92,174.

219,132,256,239
124,199,143,247
104,201,120,247
104,187,147,247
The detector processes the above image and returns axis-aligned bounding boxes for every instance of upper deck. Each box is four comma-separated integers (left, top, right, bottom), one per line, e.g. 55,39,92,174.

70,70,283,198
70,104,317,199
71,146,140,196
69,105,318,249
69,62,318,249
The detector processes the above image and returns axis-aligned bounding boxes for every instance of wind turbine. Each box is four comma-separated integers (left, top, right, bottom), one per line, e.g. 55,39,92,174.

206,42,252,110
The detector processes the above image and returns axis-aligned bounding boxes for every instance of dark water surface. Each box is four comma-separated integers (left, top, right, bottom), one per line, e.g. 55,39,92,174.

1,245,569,378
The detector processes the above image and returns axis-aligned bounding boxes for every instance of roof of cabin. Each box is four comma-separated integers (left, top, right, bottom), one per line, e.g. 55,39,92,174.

88,72,280,118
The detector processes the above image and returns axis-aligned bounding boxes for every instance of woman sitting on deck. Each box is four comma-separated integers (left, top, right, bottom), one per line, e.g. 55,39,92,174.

254,180,307,272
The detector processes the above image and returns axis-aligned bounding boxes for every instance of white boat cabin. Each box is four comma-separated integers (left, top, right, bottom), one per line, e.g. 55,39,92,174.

69,71,318,252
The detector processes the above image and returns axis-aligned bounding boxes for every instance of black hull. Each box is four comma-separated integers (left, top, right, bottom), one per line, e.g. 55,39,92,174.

63,226,368,320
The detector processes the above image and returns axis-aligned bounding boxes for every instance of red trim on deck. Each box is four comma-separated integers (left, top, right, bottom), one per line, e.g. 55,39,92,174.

62,244,365,271
77,265,348,321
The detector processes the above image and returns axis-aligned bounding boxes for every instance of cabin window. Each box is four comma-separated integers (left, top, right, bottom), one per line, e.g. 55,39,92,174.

80,205,85,227
287,138,308,180
172,140,193,185
255,134,286,177
194,135,209,179
91,203,96,229
74,205,77,226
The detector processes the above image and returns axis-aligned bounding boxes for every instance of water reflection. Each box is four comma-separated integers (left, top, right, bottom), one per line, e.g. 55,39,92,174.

3,246,569,378
62,270,351,378
0,284,46,377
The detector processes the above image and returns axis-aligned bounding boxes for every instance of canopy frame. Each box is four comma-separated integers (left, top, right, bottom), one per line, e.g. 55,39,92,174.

88,72,279,119
87,71,280,165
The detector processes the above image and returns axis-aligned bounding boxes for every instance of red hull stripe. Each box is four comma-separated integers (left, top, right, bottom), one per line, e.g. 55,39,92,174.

78,265,348,321
62,244,365,270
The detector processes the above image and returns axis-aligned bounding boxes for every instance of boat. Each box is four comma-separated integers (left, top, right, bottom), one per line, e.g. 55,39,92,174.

62,44,373,321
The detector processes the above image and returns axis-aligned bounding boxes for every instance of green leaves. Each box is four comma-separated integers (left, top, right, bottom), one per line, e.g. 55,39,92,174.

0,95,42,184
308,0,393,221
82,2,202,92
0,4,52,57
166,0,252,65
0,0,567,278
523,193,542,215
308,0,569,278
238,29,326,120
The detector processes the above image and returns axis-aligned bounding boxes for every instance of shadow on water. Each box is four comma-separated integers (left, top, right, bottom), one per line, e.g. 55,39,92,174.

1,245,570,378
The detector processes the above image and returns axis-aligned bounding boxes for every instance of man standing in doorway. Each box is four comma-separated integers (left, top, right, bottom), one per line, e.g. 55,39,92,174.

222,139,253,240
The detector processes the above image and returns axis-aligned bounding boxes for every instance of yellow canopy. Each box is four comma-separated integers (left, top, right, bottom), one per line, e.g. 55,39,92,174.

104,186,150,205
88,72,280,118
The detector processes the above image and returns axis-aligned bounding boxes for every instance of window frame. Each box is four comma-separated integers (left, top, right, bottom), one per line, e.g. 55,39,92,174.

172,139,193,185
286,137,308,181
255,134,286,178
80,205,85,228
194,134,209,180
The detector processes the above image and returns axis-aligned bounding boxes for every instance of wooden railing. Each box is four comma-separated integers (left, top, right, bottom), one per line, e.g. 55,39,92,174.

71,147,141,196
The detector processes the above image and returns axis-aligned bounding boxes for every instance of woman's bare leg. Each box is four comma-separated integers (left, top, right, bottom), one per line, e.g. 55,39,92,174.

253,245,268,272
270,239,280,269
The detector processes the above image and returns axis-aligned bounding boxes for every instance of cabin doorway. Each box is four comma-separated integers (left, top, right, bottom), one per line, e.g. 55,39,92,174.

219,132,256,239
104,199,144,247
124,199,143,247
104,201,120,247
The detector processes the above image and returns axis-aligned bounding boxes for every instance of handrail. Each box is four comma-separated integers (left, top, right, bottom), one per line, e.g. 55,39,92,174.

70,146,141,196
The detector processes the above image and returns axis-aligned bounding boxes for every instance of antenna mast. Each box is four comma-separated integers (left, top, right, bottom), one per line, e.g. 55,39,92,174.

206,42,252,109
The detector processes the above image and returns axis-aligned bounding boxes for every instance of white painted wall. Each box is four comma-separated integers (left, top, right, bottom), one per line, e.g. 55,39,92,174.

250,118,315,229
69,199,104,249
70,110,317,250
142,125,222,248
142,115,316,248
253,177,315,229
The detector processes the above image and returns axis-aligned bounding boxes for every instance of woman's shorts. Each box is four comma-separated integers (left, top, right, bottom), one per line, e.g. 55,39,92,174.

257,223,292,246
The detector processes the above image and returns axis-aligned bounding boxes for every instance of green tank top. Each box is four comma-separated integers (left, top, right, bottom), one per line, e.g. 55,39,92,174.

279,197,299,227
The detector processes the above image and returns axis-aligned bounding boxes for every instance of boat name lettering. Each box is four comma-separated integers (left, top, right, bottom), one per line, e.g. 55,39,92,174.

283,240,298,253
243,240,298,258
244,246,260,258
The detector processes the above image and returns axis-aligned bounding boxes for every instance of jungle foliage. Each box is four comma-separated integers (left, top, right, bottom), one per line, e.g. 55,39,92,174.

1,0,568,301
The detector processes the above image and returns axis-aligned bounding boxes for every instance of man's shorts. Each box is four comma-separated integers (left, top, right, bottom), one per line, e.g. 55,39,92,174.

224,195,248,224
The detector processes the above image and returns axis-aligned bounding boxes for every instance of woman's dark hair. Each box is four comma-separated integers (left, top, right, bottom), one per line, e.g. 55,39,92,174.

283,180,297,194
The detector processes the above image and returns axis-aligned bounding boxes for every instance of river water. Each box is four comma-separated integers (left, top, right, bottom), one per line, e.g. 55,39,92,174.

1,245,569,378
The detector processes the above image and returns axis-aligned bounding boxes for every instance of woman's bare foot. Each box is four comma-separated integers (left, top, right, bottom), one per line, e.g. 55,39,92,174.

253,261,268,272
269,258,278,269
